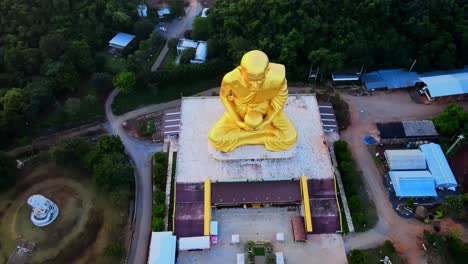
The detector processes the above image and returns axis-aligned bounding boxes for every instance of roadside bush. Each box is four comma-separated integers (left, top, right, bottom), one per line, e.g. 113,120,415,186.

348,196,362,211
154,190,166,204
352,213,368,228
349,249,367,264
151,218,165,231
382,240,396,254
443,195,464,219
154,152,168,165
152,204,166,218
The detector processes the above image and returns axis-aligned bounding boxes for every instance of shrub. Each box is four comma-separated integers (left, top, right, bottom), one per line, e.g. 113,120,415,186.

152,204,166,218
348,196,362,212
154,190,166,204
151,218,165,231
406,198,415,209
349,250,367,264
154,152,168,165
103,244,126,258
138,120,155,137
382,240,396,255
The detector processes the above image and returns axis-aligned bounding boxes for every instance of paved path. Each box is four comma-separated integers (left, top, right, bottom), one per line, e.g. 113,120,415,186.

340,90,468,263
150,0,202,71
105,89,163,264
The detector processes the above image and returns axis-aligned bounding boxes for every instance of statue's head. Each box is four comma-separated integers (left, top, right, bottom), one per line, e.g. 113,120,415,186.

240,50,269,90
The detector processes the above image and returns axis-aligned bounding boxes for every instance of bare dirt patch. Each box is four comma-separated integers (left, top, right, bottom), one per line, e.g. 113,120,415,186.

449,145,468,192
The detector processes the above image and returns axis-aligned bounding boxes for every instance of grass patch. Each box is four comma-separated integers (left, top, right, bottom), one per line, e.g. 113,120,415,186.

334,140,377,232
112,77,220,115
0,161,130,263
254,247,265,256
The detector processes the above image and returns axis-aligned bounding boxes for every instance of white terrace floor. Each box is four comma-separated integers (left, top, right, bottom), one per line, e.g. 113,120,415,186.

178,207,347,264
176,96,334,183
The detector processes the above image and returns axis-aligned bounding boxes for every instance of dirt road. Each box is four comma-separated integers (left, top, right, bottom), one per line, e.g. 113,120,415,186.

340,90,468,263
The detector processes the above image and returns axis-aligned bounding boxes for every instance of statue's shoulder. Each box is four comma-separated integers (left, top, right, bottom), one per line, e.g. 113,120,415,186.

268,63,285,83
222,68,242,85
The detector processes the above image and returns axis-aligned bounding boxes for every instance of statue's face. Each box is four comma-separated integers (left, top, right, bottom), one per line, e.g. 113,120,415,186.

242,70,266,91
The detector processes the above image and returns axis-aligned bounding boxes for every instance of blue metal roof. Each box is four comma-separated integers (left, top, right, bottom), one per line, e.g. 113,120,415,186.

419,71,468,97
362,69,419,90
419,143,458,189
109,32,135,48
389,170,437,197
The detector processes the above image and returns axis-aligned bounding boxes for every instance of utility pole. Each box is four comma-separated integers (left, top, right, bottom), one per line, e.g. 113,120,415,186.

446,135,464,155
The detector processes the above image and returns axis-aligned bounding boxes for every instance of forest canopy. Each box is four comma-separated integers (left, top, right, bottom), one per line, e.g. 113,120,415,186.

208,0,468,79
0,0,142,147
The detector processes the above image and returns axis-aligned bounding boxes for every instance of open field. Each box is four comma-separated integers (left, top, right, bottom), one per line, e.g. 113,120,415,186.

0,161,130,264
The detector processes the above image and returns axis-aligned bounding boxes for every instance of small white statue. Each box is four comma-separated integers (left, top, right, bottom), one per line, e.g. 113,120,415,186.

27,194,59,227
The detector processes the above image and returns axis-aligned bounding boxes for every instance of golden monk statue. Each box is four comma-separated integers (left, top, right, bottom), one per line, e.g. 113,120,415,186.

209,50,298,152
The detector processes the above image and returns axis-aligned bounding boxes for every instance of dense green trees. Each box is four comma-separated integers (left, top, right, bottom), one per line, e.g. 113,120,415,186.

180,49,197,64
433,104,468,137
0,0,144,148
0,152,17,191
113,71,137,94
50,135,134,193
209,0,468,79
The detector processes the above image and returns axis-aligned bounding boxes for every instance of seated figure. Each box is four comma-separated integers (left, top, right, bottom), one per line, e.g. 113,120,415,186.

209,50,298,152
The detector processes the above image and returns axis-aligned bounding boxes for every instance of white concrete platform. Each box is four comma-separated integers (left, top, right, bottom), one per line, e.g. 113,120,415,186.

208,144,297,160
176,95,334,183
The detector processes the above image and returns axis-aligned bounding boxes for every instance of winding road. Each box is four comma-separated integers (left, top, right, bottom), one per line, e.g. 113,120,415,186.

105,2,202,263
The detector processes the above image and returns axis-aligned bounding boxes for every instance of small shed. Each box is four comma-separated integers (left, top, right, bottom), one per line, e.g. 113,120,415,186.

109,33,135,50
191,41,207,64
178,236,210,251
419,143,458,190
148,232,176,264
388,170,437,198
158,8,171,17
384,149,427,171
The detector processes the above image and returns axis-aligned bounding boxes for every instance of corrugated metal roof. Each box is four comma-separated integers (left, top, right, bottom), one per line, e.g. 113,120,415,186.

419,72,468,97
389,171,437,197
178,236,210,251
384,149,427,170
402,121,438,137
148,232,176,264
362,69,419,90
109,32,135,48
419,143,458,189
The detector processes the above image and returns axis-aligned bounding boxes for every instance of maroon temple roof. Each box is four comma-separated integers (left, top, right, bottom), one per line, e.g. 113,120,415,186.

211,180,302,205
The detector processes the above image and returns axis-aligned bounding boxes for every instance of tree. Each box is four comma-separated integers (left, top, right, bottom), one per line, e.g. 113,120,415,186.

348,249,367,264
151,218,165,231
64,40,94,74
113,71,136,94
64,98,81,119
179,48,196,64
133,19,154,41
191,17,210,40
168,0,185,17
90,72,113,97
168,38,179,51
443,195,464,219
39,33,66,60
93,153,133,191
433,104,468,137
49,138,92,167
0,152,17,191
96,135,125,154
